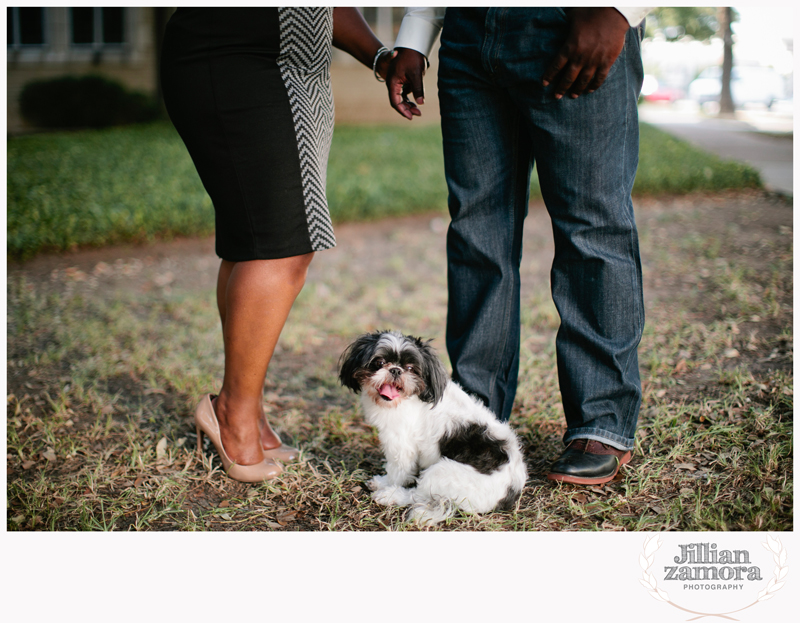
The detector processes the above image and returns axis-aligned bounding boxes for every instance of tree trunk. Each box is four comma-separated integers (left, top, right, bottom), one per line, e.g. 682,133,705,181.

719,7,735,115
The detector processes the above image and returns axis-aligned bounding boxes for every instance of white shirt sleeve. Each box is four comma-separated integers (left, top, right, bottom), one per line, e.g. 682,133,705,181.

394,7,650,59
615,7,651,27
394,7,446,58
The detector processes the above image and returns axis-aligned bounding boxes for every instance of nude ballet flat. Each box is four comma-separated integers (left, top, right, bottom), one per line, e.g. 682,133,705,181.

195,394,282,483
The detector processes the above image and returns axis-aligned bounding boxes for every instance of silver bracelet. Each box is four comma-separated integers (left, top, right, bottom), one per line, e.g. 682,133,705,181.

373,46,391,82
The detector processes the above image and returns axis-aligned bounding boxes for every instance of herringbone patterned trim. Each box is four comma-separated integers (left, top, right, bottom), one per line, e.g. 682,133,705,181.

277,7,337,252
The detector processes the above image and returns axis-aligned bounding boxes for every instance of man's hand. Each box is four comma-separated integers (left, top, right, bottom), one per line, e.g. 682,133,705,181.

542,7,630,100
386,48,427,120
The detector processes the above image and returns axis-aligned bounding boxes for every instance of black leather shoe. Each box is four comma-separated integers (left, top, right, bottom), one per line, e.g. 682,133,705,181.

547,439,632,485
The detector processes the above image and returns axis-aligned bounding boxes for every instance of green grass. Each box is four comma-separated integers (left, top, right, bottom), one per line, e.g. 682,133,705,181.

7,123,213,260
326,124,448,221
7,120,761,260
636,123,762,194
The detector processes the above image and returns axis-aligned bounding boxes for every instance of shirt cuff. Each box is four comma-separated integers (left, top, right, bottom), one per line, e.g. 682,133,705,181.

615,7,651,27
394,8,446,58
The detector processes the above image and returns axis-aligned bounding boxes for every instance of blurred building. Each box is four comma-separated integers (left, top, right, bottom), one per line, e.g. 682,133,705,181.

7,7,172,134
6,7,421,134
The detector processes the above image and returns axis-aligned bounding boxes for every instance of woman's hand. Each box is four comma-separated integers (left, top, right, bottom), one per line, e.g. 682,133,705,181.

374,48,395,82
385,48,426,120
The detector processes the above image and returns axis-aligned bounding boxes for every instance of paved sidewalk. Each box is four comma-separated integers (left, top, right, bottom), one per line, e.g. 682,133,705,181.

639,103,793,196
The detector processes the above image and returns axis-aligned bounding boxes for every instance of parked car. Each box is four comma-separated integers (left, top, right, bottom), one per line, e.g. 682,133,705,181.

641,75,684,103
688,65,786,109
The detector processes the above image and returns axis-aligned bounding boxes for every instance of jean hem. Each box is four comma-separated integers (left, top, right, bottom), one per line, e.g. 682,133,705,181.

563,430,634,452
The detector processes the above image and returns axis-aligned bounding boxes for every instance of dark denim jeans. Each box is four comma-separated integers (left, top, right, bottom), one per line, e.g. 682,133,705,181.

439,8,645,450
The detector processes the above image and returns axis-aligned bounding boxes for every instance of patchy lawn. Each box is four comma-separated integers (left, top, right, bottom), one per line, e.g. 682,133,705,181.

7,122,760,260
6,190,792,531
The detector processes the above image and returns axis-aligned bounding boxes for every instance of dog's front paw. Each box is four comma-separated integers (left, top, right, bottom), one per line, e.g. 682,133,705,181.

372,485,413,507
367,474,389,492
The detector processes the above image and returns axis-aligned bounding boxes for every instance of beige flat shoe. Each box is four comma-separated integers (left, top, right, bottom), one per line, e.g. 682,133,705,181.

195,394,282,483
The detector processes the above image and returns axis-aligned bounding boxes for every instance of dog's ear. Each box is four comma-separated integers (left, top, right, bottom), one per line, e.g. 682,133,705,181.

338,332,381,393
415,337,449,405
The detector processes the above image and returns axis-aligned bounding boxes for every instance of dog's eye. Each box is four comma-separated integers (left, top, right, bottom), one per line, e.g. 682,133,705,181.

373,358,386,368
405,365,415,372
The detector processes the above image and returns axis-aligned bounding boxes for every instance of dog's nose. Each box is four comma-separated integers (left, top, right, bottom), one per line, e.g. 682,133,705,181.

390,367,402,378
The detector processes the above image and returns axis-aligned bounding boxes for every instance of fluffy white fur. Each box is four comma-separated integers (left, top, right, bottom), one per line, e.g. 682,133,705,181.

340,331,528,526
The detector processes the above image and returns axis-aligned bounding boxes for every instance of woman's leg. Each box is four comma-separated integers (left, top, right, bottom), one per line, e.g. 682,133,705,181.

213,252,314,465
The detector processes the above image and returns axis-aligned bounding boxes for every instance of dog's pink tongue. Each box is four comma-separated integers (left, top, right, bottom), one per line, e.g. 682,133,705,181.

379,384,400,400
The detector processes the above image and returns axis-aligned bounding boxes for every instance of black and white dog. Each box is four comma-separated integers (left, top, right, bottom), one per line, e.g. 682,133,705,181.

339,331,527,525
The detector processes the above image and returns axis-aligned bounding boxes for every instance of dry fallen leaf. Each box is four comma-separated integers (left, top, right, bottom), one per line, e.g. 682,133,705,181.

218,500,230,508
134,477,145,487
22,460,36,470
93,261,111,275
723,348,740,359
154,271,174,287
675,463,697,471
156,437,168,459
41,449,56,461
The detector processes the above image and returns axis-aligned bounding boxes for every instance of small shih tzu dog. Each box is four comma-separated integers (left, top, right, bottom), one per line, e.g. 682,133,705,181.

339,331,527,525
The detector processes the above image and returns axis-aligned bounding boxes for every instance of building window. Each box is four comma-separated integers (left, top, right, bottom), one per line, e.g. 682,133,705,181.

70,7,125,47
7,7,46,47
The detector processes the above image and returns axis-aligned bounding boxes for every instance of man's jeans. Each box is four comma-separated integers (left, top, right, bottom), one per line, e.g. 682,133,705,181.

439,8,645,450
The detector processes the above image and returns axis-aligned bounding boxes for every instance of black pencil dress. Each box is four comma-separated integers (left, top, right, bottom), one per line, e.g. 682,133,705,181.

161,7,336,261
